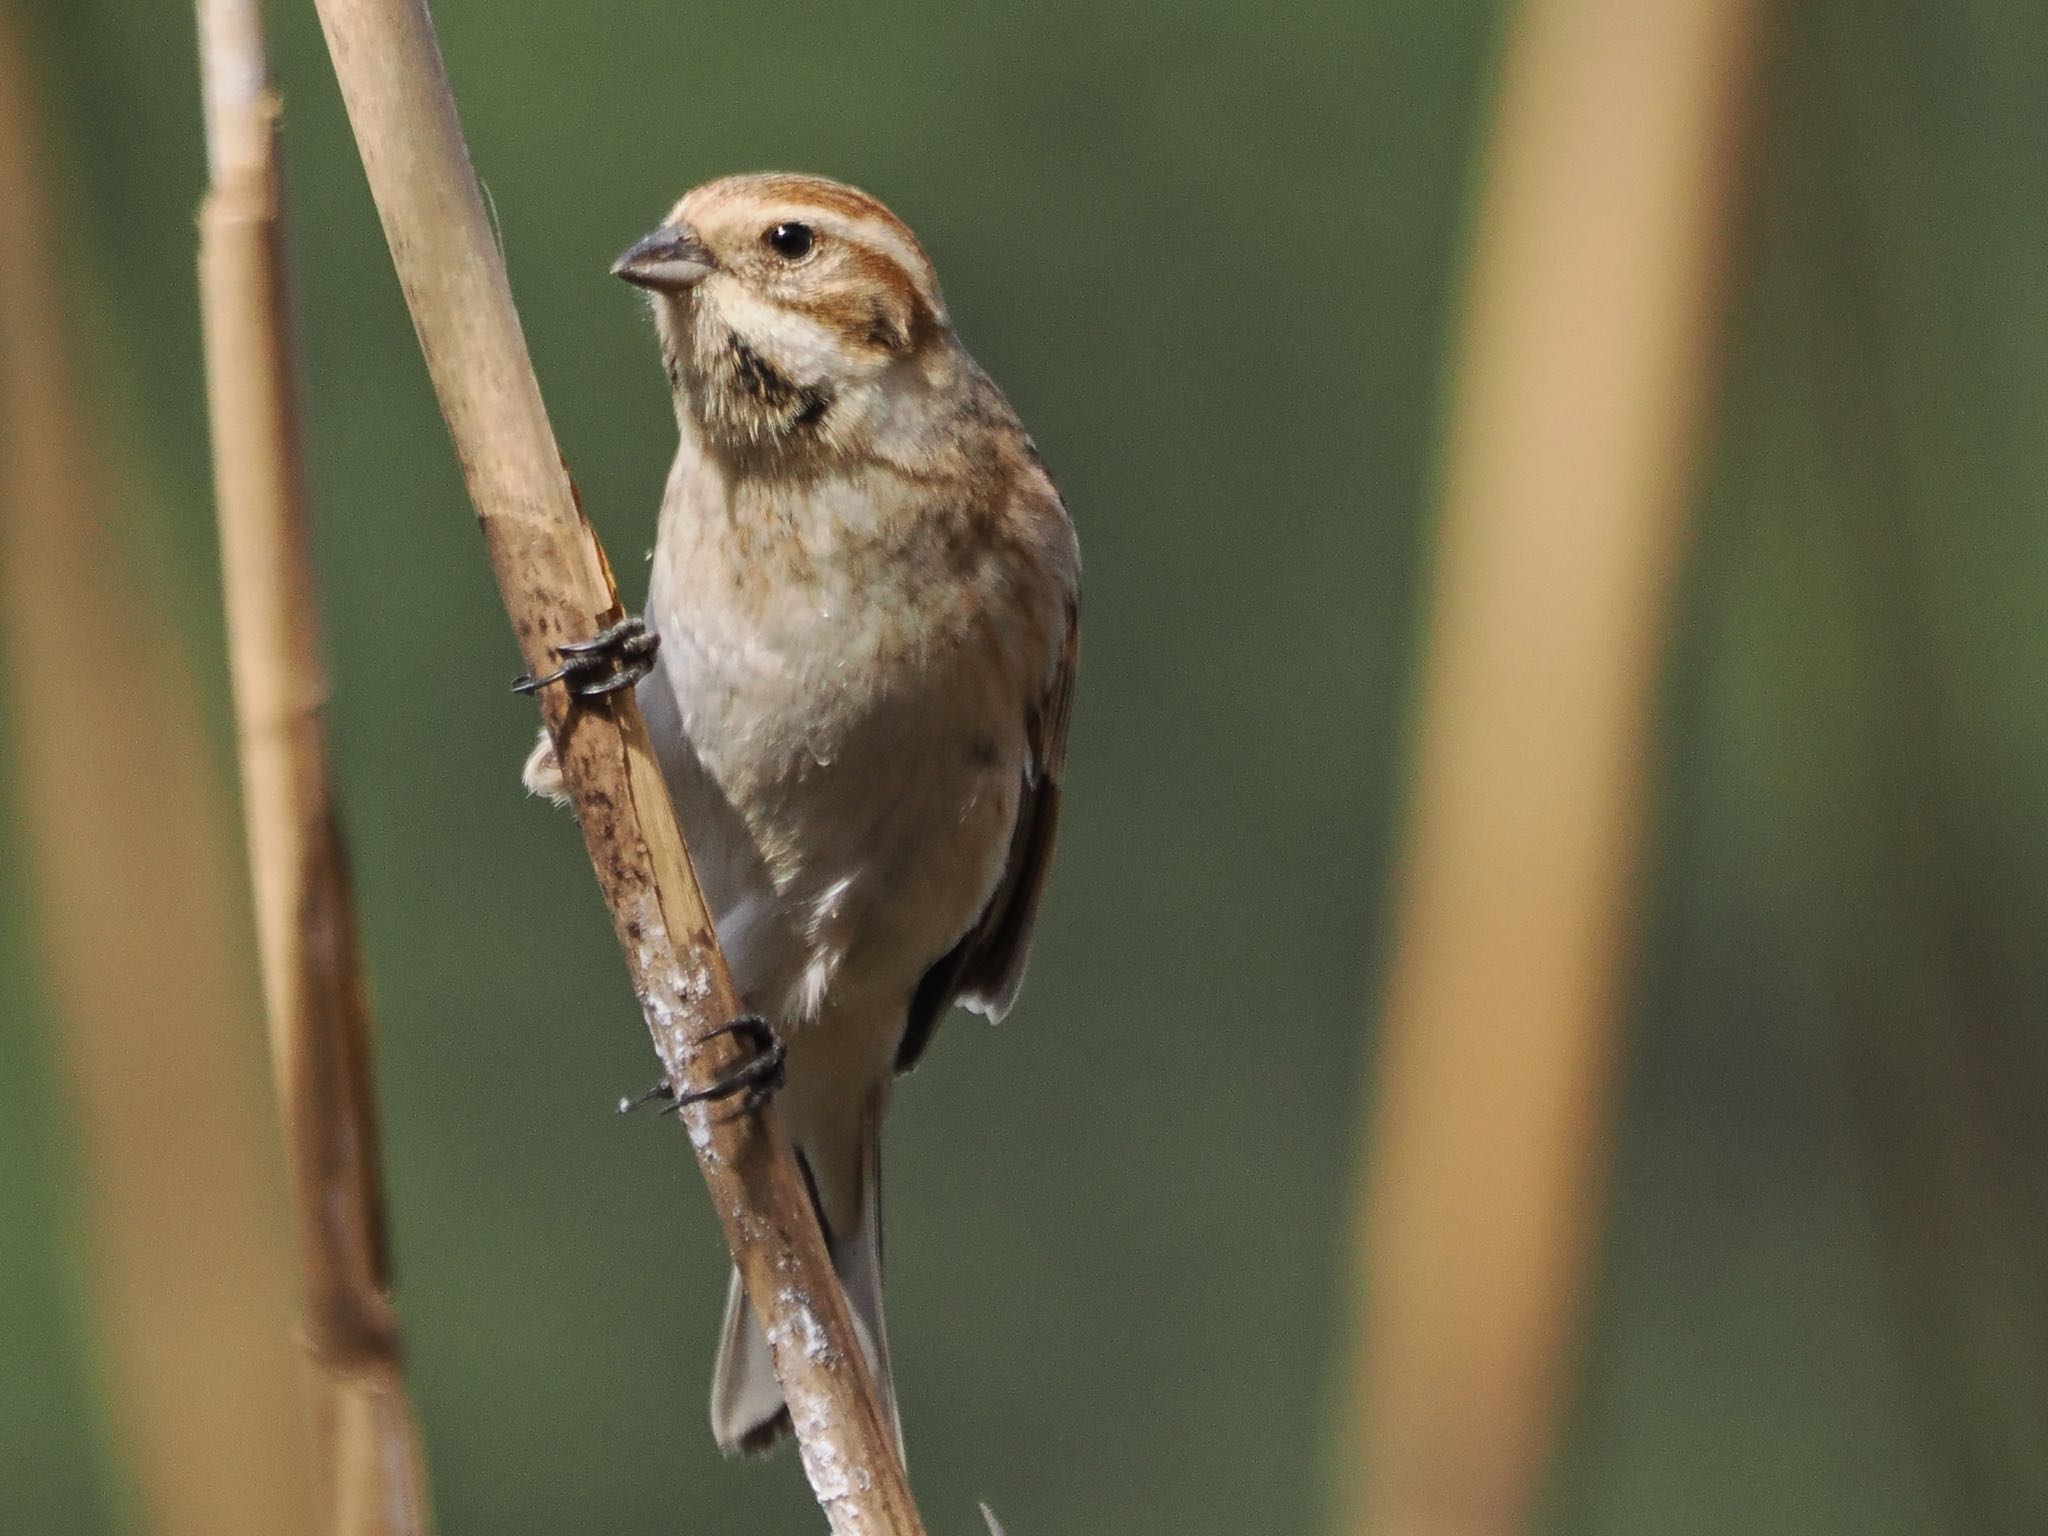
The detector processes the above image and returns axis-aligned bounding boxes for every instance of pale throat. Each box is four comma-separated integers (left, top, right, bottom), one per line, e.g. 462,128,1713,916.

655,291,851,456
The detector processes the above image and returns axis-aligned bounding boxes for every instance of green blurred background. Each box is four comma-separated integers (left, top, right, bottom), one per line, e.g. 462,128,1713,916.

4,1,2046,1533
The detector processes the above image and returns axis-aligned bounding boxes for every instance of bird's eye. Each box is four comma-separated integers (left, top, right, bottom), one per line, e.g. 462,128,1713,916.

764,222,816,260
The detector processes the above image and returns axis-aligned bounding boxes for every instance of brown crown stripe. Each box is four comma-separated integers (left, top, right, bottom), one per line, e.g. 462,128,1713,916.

737,174,923,244
694,173,938,293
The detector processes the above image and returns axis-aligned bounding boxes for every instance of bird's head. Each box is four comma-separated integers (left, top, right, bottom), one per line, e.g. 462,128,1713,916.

614,172,957,462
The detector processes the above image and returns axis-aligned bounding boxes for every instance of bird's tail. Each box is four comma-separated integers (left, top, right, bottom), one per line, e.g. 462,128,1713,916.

709,1092,899,1458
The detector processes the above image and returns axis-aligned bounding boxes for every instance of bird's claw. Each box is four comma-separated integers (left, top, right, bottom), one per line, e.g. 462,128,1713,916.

618,1014,787,1122
673,1015,787,1119
513,616,659,699
617,1080,672,1115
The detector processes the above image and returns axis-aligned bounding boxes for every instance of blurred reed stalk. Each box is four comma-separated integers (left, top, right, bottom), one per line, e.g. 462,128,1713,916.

0,9,317,1534
1343,2,1760,1532
193,1,435,1530
303,0,926,1529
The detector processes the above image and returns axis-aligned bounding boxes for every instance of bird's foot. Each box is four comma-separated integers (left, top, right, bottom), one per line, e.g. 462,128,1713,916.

512,616,659,699
617,1014,787,1121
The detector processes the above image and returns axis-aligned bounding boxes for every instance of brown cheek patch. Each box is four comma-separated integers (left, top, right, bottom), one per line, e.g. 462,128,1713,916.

790,290,880,352
791,247,932,356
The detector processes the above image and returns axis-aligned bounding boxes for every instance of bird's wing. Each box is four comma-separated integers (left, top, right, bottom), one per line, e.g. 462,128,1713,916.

896,594,1078,1073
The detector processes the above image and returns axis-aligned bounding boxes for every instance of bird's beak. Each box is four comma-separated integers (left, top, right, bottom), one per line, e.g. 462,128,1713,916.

612,224,715,291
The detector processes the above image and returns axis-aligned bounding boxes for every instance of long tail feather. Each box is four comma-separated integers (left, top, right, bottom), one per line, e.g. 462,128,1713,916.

708,1101,898,1457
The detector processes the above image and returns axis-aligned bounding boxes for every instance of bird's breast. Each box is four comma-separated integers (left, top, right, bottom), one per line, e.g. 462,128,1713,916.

640,461,1038,1025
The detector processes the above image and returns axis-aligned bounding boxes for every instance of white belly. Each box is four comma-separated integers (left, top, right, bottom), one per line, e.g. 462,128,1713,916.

637,586,1022,1045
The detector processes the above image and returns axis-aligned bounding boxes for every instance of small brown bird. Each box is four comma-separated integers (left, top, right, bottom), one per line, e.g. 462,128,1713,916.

523,173,1079,1456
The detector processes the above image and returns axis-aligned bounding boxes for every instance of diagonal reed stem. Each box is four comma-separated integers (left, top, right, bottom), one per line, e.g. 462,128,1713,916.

193,2,435,1531
300,0,928,1529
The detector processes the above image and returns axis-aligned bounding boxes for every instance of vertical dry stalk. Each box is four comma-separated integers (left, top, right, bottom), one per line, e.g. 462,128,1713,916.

0,11,317,1535
302,0,926,1529
193,1,434,1531
1343,3,1759,1532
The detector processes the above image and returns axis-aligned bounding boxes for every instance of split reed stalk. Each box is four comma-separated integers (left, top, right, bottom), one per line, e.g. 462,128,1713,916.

1342,2,1761,1532
193,1,434,1530
302,0,926,1528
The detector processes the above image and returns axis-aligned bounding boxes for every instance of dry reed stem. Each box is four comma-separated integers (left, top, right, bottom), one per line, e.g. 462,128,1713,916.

302,0,926,1529
1344,2,1760,1532
194,1,434,1529
0,11,317,1534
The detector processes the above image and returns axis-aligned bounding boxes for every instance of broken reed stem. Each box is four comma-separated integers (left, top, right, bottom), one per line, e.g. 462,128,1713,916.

193,1,434,1531
1342,1,1759,1532
301,1,925,1529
